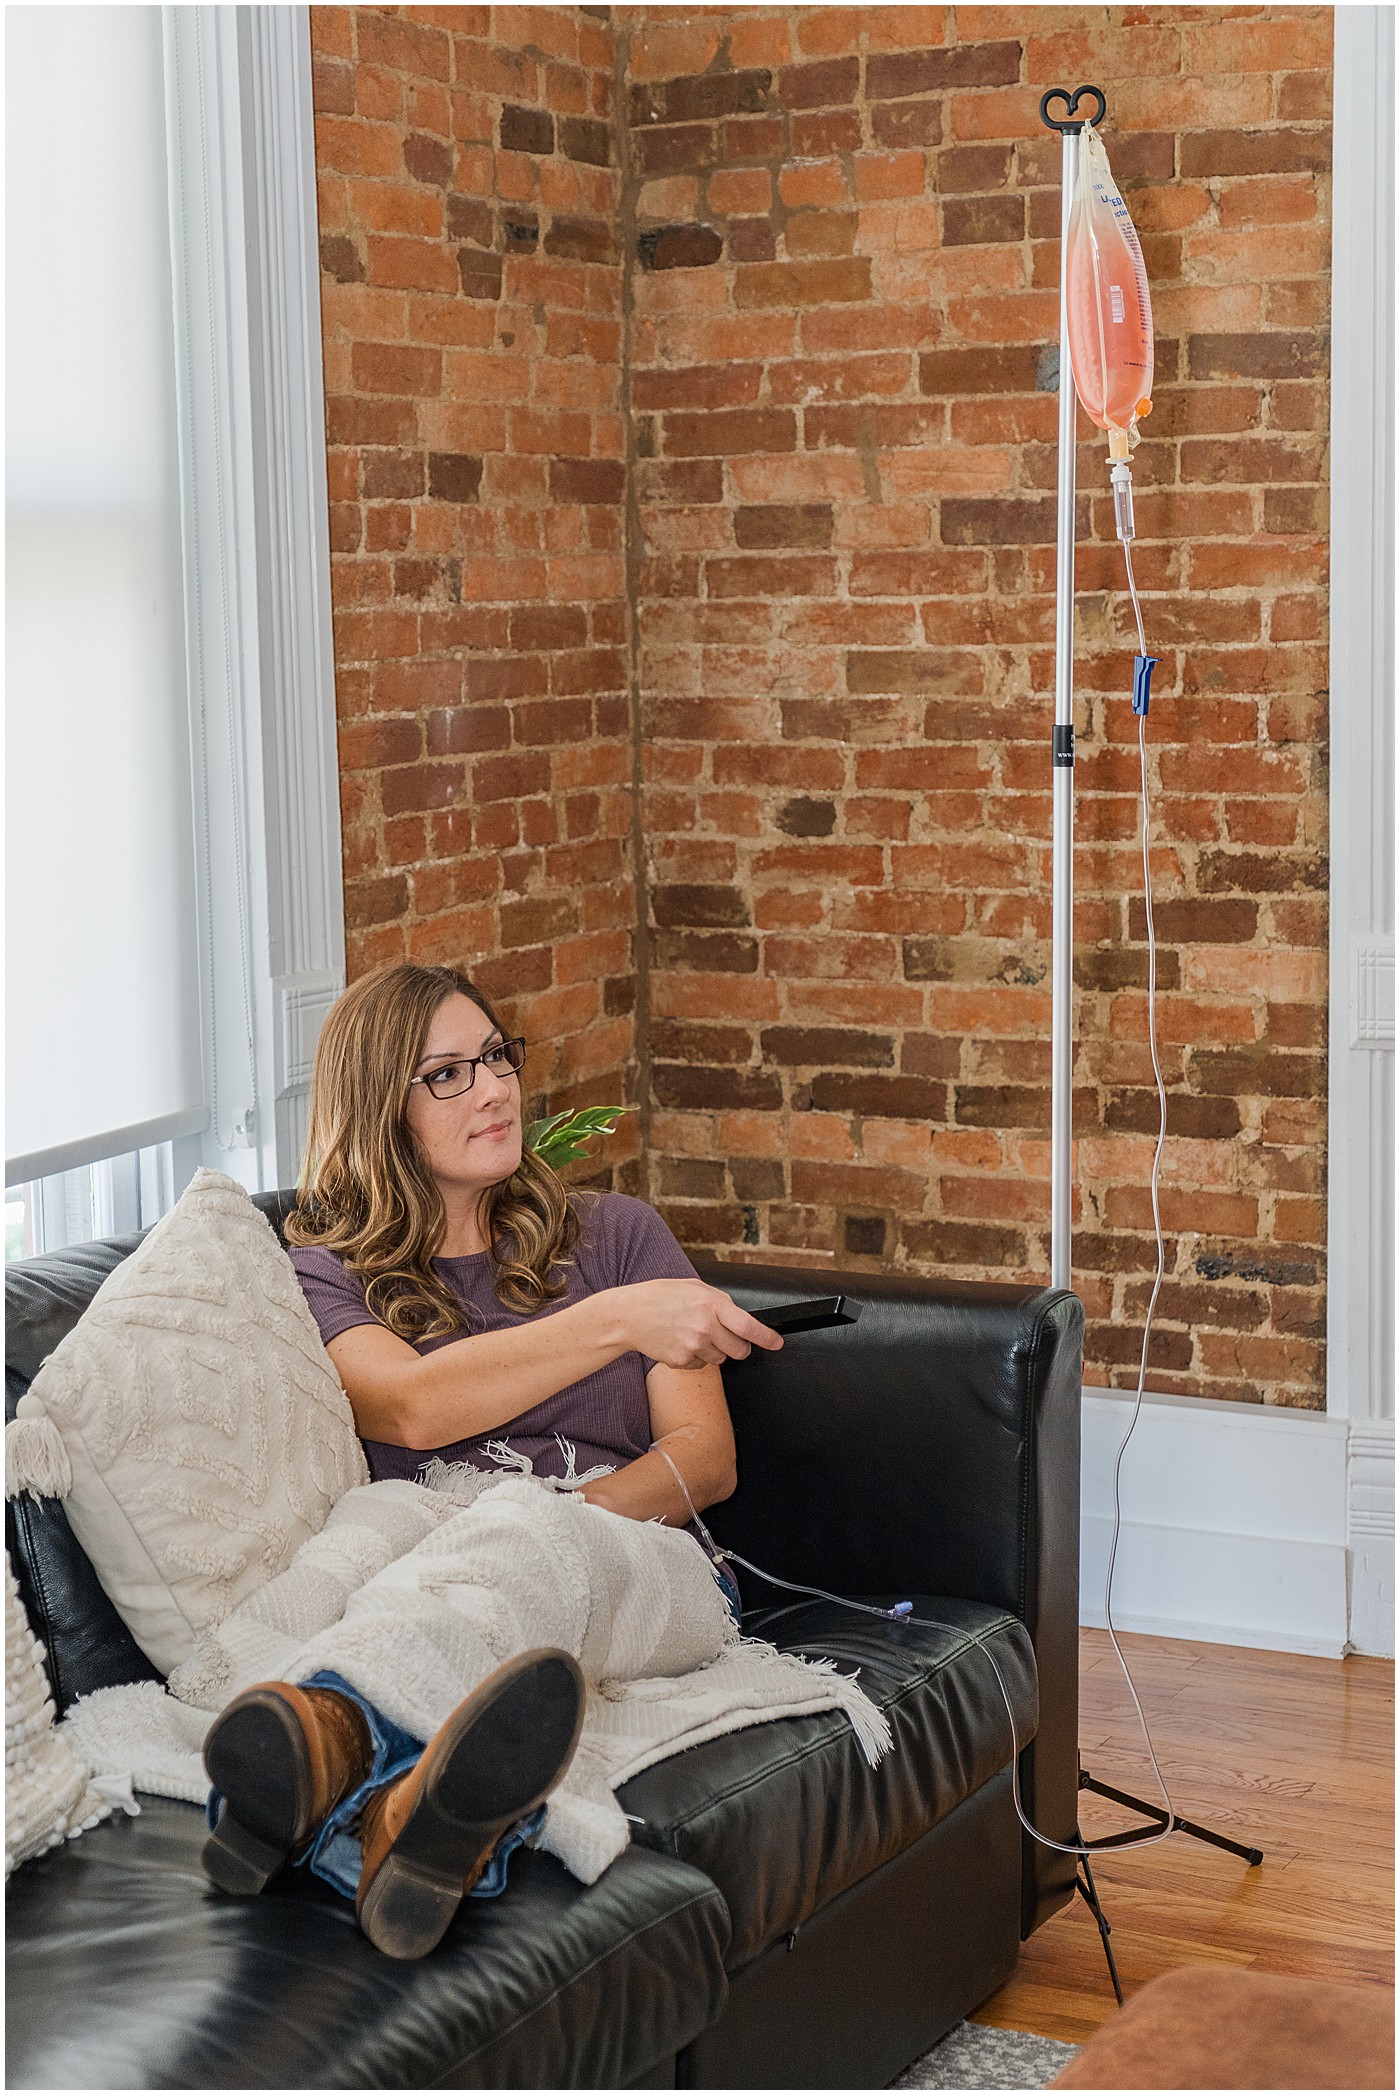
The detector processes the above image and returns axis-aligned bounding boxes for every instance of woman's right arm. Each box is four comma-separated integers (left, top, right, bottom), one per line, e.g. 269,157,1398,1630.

327,1279,781,1451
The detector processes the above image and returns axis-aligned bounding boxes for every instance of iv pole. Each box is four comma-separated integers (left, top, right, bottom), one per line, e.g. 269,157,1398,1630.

1038,86,1263,2003
1043,85,1096,1301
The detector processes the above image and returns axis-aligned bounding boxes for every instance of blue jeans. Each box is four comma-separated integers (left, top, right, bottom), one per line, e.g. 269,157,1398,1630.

205,1671,541,1904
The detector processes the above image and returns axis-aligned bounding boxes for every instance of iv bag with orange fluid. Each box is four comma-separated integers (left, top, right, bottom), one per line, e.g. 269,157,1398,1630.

1065,123,1154,461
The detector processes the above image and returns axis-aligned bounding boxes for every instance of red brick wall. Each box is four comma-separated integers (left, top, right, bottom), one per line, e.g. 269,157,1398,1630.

311,4,641,1173
622,4,1332,1409
313,6,1333,1410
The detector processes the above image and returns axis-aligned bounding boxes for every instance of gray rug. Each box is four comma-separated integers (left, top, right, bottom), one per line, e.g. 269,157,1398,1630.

891,2020,1078,2089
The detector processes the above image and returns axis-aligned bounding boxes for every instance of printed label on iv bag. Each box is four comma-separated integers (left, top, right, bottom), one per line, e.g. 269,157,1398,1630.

1065,123,1155,461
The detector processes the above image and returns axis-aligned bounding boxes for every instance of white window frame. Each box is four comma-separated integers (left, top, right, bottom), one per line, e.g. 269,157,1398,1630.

167,3,344,1198
7,6,342,1255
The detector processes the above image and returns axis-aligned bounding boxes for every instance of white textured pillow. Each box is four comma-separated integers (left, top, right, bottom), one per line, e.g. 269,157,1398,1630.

6,1555,110,1873
6,1169,368,1673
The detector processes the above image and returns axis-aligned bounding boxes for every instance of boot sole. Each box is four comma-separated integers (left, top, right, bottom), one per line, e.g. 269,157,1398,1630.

358,1650,585,1960
201,1691,315,1896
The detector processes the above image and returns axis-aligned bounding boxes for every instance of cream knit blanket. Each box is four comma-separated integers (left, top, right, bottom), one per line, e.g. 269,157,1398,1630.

61,1473,890,1884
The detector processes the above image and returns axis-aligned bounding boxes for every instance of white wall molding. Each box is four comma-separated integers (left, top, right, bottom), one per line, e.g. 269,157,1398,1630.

1327,6,1394,1655
165,5,342,1195
1346,1418,1395,1657
1081,1388,1350,1658
1350,935,1395,1049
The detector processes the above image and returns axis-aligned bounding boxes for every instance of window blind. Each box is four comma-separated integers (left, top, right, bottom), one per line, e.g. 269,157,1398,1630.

6,6,206,1181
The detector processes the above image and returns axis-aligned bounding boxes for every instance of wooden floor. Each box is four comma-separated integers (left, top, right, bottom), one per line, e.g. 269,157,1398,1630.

975,1628,1395,2047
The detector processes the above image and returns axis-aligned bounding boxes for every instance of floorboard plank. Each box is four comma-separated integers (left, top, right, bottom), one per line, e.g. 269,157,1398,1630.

974,1628,1395,2045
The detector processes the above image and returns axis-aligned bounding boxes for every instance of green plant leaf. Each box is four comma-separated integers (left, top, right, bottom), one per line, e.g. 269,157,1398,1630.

526,1103,636,1168
524,1111,572,1148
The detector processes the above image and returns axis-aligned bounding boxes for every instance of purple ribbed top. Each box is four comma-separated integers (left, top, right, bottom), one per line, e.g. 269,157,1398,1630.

289,1191,699,1486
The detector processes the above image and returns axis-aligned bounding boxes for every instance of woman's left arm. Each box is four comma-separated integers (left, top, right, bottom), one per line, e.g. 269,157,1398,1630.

579,1364,737,1525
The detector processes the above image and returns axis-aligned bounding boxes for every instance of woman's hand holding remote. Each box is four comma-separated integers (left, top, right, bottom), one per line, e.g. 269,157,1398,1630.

608,1279,784,1370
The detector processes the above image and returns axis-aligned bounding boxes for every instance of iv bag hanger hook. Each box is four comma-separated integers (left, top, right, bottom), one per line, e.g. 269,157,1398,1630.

1039,84,1107,135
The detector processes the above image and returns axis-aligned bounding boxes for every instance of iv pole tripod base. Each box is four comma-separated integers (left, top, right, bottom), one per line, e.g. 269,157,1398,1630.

1079,1764,1265,1867
1073,1837,1124,2008
1071,1766,1264,2000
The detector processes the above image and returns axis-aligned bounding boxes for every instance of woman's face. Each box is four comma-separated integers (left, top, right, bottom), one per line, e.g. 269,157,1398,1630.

404,992,523,1202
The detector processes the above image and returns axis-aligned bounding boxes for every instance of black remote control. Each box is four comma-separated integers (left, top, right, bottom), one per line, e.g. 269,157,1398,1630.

751,1296,861,1336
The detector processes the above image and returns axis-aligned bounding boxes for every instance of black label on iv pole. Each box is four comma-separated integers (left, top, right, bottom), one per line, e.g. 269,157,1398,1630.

1052,725,1075,767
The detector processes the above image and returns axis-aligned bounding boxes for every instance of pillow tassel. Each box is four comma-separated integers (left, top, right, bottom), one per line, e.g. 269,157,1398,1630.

5,1416,73,1501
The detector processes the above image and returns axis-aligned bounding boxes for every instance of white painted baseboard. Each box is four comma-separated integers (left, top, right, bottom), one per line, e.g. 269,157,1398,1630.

1079,1387,1364,1660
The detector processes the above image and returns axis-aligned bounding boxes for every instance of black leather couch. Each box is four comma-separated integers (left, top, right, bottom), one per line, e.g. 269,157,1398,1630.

6,1201,1083,2089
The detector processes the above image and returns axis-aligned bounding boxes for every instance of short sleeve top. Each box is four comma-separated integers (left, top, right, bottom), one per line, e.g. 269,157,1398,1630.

289,1191,700,1487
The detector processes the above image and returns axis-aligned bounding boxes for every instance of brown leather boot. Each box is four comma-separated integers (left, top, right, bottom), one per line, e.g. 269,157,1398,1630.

355,1649,585,1960
202,1681,374,1896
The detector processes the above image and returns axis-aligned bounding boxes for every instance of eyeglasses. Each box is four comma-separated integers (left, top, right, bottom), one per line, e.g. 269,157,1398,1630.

409,1037,527,1100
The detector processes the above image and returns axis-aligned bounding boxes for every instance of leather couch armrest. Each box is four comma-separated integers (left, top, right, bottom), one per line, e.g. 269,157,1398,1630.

695,1258,1083,1937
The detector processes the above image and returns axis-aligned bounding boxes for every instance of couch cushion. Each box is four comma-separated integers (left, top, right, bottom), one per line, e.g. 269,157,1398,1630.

617,1596,1036,1967
5,1796,730,2090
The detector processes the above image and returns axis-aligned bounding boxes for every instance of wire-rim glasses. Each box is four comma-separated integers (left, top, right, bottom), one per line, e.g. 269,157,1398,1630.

409,1037,527,1100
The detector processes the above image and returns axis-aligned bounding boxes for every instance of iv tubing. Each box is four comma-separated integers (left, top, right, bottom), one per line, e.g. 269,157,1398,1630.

653,483,1183,1856
984,489,1179,1856
720,523,1174,1860
1107,511,1175,1824
652,1444,911,1624
1122,535,1149,659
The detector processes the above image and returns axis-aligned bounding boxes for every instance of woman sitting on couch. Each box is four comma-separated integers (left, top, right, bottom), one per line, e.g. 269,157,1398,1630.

201,961,779,1958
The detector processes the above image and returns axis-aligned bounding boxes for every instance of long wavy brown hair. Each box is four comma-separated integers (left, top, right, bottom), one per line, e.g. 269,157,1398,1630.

285,963,581,1342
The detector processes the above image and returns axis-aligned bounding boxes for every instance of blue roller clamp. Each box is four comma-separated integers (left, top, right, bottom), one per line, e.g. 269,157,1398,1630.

1133,654,1162,717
